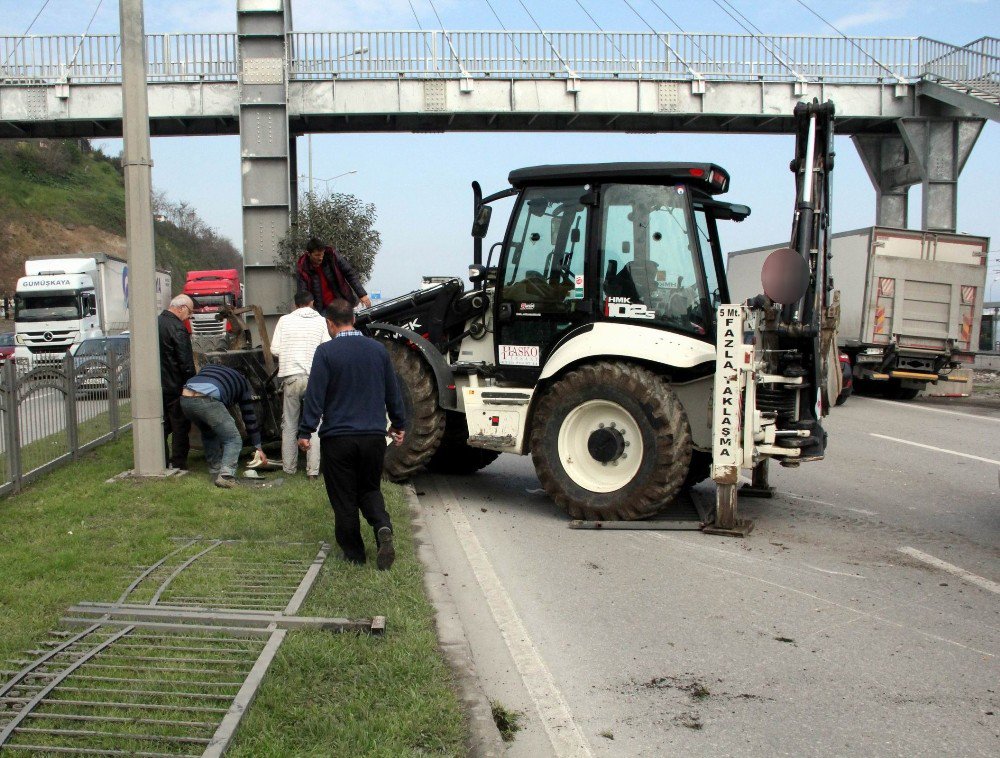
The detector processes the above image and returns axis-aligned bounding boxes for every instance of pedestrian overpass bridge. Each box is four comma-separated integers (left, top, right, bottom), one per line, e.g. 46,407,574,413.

1,7,996,313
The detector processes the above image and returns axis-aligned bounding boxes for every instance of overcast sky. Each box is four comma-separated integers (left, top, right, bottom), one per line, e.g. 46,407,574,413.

2,0,997,299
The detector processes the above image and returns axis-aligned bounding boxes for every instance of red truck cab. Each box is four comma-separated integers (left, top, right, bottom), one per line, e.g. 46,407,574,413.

182,269,242,336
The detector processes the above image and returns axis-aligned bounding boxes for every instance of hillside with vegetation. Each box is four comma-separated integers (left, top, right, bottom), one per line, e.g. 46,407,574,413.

0,139,241,298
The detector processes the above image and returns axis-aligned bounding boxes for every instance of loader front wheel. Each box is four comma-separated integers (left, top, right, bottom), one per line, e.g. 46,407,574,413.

530,363,692,520
381,340,446,481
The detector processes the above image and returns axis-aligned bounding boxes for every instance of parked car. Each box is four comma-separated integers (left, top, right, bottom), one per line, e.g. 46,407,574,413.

74,335,131,398
836,352,853,406
0,332,15,364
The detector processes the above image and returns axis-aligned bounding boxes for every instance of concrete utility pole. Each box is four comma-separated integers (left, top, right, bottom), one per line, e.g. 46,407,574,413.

120,0,165,475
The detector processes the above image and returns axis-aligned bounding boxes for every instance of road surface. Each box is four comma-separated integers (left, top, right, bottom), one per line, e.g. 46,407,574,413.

416,394,999,757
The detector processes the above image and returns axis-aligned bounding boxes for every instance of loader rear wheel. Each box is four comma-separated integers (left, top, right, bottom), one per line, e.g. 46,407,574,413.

381,340,445,481
530,362,692,521
426,411,501,475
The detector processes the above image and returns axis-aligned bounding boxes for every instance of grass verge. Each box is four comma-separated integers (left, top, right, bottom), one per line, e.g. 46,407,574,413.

0,435,467,756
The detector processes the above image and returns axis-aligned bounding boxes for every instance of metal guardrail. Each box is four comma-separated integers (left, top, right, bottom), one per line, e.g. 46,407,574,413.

0,348,132,496
0,33,237,83
0,31,996,91
289,31,923,82
919,36,1000,98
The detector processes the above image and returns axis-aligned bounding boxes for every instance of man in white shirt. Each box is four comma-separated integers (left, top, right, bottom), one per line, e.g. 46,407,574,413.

271,291,330,478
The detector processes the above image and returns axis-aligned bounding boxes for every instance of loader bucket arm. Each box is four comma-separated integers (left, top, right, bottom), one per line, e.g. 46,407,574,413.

766,99,836,460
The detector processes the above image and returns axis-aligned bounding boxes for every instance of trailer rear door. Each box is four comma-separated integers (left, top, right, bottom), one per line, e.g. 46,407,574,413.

863,230,987,353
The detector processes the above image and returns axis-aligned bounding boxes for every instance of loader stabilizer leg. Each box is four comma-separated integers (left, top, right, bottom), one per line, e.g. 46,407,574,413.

740,459,775,498
703,479,754,537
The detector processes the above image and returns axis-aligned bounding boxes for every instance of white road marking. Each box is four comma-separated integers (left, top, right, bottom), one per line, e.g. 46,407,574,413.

783,492,877,516
435,479,593,757
645,533,995,658
869,433,1000,466
860,396,1000,424
898,547,1000,596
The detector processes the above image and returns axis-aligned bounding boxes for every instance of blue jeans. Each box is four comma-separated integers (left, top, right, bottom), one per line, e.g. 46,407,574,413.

180,396,243,477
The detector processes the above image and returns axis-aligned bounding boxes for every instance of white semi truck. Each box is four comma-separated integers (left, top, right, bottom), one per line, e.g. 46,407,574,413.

728,227,989,399
13,253,171,371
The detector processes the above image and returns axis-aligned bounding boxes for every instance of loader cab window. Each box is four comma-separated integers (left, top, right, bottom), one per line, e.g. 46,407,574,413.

600,184,708,336
501,186,588,310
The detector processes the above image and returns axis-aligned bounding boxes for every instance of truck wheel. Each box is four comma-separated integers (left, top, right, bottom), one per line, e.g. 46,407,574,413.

426,411,501,475
382,340,445,481
530,362,692,520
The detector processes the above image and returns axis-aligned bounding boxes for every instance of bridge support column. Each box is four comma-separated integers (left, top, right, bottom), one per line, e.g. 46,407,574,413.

854,118,984,233
898,118,984,233
237,0,294,327
853,133,911,229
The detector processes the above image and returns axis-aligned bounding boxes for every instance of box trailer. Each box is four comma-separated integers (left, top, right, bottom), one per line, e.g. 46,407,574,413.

14,253,171,370
728,226,989,398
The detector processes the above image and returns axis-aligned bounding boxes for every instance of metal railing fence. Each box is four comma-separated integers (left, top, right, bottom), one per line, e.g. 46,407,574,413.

0,348,131,496
919,36,1000,97
288,30,923,82
0,32,996,89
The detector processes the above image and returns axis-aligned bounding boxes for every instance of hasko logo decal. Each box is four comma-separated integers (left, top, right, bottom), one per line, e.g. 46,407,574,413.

499,344,540,367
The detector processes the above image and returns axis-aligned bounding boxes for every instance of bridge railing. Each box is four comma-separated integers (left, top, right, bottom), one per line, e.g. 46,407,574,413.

919,37,1000,96
0,31,994,90
289,31,922,83
0,33,238,83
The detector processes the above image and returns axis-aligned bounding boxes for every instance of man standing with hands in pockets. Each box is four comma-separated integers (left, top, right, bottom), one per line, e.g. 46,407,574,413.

298,299,406,570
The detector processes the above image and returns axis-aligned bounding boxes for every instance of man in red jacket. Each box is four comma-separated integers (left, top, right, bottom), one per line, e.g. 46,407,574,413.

296,237,372,311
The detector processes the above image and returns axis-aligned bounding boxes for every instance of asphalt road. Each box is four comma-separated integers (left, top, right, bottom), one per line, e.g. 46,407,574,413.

415,394,999,757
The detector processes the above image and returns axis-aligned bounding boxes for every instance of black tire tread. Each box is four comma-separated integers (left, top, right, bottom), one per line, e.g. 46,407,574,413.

381,340,446,481
529,362,692,521
683,449,712,489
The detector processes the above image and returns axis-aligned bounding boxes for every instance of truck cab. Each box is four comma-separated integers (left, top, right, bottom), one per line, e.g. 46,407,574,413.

183,269,242,337
14,272,103,371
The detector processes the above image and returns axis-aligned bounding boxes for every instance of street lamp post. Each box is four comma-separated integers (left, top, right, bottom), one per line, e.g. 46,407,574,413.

120,0,166,477
297,170,358,195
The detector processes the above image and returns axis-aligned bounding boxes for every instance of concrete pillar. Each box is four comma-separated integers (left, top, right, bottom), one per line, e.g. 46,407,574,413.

120,0,165,475
237,0,294,323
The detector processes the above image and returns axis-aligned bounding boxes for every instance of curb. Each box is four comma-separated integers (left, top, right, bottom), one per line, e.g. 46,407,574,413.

404,483,506,758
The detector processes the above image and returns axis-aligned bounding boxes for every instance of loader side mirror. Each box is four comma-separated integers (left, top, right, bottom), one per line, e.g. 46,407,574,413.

472,205,492,238
761,247,810,305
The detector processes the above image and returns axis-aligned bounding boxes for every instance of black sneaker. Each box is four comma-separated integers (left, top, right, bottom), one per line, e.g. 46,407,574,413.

376,527,395,571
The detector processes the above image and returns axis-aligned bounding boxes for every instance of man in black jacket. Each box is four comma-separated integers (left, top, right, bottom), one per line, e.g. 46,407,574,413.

158,294,196,469
295,237,372,311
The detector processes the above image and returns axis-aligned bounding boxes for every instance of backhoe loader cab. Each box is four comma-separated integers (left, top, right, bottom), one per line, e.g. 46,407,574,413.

359,162,755,521
478,163,748,384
